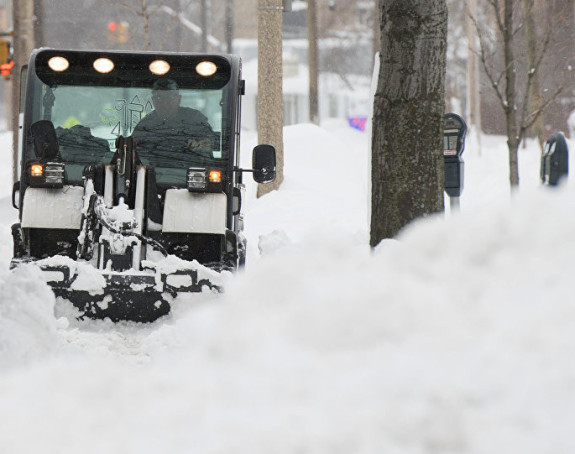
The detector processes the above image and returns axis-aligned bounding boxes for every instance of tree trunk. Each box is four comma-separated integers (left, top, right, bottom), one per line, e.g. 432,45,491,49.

466,0,482,147
225,0,234,54
142,0,151,51
307,0,319,124
522,0,545,151
503,0,519,187
370,0,447,245
201,0,208,52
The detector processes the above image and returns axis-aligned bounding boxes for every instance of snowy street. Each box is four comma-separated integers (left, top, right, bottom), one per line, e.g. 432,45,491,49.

1,122,575,453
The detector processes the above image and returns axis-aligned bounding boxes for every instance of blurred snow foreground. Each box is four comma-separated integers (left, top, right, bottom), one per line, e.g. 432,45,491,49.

1,123,575,453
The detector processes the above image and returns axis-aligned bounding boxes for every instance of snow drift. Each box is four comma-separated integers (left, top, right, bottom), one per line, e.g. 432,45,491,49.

0,124,574,453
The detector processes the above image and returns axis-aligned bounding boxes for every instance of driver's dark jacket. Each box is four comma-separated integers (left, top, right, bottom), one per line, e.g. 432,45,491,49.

132,107,214,167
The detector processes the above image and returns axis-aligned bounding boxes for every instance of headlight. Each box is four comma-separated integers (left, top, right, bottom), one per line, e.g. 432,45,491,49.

187,167,207,191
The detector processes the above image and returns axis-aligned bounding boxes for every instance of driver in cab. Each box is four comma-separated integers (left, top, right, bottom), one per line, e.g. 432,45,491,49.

132,78,215,165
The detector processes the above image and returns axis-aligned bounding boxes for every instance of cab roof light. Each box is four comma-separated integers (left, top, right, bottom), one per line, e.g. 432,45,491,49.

149,59,170,75
196,61,217,77
48,56,69,72
93,57,115,74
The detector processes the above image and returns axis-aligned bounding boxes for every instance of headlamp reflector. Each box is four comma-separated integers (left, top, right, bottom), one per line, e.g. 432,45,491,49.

187,168,207,191
44,163,65,185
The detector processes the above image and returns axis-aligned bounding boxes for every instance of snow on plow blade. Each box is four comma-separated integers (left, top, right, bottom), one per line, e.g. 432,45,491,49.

13,257,224,323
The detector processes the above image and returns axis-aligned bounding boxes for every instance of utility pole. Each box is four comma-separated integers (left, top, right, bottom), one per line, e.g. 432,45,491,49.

12,0,35,184
307,0,319,124
257,0,284,197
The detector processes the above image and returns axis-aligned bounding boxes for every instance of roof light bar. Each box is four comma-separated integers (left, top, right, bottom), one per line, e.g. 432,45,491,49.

196,61,217,77
48,56,69,72
149,59,170,75
93,58,114,74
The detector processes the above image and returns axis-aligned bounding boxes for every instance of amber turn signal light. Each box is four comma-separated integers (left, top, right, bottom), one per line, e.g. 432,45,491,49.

30,164,44,177
208,170,222,183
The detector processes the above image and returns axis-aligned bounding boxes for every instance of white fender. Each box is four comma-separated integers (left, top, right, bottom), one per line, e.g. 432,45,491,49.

21,186,84,229
162,189,226,234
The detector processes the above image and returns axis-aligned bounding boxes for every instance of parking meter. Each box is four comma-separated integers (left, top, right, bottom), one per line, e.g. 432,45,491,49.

443,113,467,199
541,132,568,186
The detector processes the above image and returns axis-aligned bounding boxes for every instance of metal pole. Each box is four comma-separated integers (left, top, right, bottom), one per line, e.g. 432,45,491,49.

449,196,460,212
257,0,283,197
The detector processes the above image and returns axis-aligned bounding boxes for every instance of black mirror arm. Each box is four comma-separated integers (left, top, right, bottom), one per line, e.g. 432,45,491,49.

233,166,254,174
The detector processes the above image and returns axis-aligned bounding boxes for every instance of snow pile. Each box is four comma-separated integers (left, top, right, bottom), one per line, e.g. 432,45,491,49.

243,121,369,246
0,125,574,453
0,265,60,369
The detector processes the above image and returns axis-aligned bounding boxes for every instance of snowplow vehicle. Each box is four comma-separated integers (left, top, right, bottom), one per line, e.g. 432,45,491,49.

10,49,276,322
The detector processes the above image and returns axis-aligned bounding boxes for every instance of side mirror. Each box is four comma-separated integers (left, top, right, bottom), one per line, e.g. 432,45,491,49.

12,181,20,209
252,144,276,184
232,187,242,215
30,120,59,160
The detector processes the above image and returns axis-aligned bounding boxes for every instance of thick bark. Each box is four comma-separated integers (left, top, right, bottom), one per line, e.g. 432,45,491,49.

307,0,319,125
503,0,519,187
522,0,545,151
370,0,447,245
466,0,482,140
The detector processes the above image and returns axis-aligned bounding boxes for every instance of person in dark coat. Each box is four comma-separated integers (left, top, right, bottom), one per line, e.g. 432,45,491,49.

133,79,215,167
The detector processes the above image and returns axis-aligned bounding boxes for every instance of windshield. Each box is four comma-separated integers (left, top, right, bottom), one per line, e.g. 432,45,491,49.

26,52,233,186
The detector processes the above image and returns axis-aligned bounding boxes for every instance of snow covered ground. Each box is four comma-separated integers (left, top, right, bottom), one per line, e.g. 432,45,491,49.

1,121,575,454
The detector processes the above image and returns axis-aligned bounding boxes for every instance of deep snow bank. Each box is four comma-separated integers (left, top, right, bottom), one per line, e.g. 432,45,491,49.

0,265,59,369
1,185,575,453
1,124,574,453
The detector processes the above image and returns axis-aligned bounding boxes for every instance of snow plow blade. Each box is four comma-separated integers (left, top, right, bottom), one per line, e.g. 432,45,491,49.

51,274,172,323
13,258,223,323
